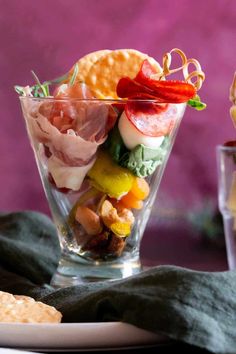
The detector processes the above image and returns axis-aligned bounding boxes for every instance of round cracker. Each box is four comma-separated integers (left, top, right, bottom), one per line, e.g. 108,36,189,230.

84,49,162,98
14,295,35,302
0,290,62,323
68,49,111,83
0,291,15,303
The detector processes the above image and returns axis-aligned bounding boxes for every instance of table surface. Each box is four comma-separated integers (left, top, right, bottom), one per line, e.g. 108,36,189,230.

141,217,227,272
1,342,212,354
41,343,212,354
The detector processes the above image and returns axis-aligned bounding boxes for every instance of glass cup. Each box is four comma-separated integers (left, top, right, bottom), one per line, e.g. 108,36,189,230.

20,96,186,287
216,144,236,270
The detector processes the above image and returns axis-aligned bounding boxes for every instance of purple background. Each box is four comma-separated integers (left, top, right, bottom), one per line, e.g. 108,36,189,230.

0,0,235,216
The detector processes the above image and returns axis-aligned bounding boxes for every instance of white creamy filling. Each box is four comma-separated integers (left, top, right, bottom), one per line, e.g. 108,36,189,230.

118,111,165,150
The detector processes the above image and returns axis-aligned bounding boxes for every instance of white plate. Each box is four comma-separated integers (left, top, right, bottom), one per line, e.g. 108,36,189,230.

0,322,168,352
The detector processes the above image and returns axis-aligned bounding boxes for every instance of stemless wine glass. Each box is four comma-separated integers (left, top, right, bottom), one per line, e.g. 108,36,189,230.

217,144,236,270
19,96,186,287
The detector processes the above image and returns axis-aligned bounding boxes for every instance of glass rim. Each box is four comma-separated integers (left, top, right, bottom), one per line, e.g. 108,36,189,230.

216,144,236,152
19,96,186,105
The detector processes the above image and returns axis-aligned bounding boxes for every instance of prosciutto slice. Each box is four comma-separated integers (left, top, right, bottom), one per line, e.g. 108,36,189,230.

20,94,116,166
20,85,117,190
48,155,95,191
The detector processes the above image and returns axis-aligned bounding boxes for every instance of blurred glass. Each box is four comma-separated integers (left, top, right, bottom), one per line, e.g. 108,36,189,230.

217,144,236,270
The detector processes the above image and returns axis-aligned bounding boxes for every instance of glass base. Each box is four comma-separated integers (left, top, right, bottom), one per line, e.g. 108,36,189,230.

50,252,142,288
222,213,236,270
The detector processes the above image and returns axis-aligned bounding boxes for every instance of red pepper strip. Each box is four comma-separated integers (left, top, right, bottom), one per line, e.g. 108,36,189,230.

117,59,196,103
125,93,168,104
224,140,236,147
134,59,196,102
116,59,195,137
125,100,174,137
117,76,195,103
136,78,196,103
116,77,166,102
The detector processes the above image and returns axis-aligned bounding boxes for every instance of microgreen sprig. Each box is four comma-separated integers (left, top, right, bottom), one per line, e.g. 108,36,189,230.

14,70,70,98
31,70,49,97
69,64,78,86
187,95,207,111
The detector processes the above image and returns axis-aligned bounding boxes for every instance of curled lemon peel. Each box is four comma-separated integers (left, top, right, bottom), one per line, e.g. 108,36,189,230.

159,48,205,91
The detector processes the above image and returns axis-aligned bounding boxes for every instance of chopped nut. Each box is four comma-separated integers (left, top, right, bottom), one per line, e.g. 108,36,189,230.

82,232,110,253
100,199,134,236
107,234,126,256
75,206,102,235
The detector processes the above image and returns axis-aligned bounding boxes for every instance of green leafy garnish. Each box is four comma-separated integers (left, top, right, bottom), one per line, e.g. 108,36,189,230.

69,64,78,86
14,70,70,98
14,77,50,98
43,72,69,86
120,139,169,178
14,83,48,98
14,86,26,95
105,125,169,178
31,70,49,97
187,95,206,110
104,125,129,163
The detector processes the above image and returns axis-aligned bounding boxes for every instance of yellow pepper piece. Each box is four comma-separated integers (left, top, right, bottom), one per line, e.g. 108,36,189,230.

110,222,131,237
88,151,134,199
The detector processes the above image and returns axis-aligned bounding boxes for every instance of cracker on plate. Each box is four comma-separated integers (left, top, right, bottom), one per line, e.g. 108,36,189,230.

0,291,62,323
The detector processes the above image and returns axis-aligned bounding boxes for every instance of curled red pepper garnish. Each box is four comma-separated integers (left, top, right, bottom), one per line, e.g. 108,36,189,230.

117,59,196,103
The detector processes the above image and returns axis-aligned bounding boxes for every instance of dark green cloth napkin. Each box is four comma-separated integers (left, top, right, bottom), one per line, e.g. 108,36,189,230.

0,211,236,354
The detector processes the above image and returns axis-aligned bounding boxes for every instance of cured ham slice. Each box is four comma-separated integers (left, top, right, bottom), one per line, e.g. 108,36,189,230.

20,84,118,191
48,155,95,191
21,97,116,167
22,105,101,166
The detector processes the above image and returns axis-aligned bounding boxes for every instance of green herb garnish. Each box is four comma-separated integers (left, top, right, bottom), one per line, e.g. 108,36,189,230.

105,124,169,178
69,64,78,86
31,70,49,97
120,138,169,178
14,70,70,98
187,95,206,110
14,86,26,95
104,124,129,163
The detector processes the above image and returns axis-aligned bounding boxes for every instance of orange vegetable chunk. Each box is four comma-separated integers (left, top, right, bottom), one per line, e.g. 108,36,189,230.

130,177,150,200
120,192,143,210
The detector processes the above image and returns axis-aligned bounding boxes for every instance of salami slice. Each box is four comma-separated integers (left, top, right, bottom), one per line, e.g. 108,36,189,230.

125,100,181,137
